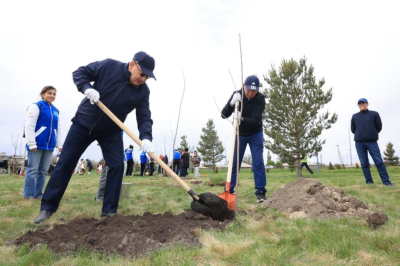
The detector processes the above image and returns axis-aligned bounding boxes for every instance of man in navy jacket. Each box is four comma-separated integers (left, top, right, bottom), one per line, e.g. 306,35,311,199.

351,98,392,186
221,75,267,203
35,52,156,224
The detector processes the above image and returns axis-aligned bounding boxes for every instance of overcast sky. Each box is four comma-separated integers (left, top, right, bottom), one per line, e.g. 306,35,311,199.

1,0,399,166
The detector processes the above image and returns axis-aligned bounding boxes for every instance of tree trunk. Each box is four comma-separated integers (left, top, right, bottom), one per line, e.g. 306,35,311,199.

297,158,302,178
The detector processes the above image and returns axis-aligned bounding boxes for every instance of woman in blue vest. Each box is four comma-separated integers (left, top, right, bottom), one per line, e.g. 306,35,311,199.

23,86,62,199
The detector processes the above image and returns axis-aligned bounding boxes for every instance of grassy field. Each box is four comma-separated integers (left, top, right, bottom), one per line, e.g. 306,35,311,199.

0,167,399,266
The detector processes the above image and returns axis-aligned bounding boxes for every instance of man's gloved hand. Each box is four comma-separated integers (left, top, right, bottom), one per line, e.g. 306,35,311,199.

232,111,241,120
230,93,241,106
140,139,153,152
84,88,100,104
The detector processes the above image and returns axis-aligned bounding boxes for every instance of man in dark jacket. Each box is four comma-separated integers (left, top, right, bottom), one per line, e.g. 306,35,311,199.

181,148,190,177
86,159,93,174
351,98,392,186
34,51,156,224
221,75,267,203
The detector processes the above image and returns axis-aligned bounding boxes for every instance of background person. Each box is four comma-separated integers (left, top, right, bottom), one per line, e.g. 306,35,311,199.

181,148,190,177
34,51,156,224
86,159,93,174
221,75,267,203
172,149,181,175
192,150,201,178
351,98,392,186
140,151,148,176
23,86,62,199
125,145,134,176
301,154,314,174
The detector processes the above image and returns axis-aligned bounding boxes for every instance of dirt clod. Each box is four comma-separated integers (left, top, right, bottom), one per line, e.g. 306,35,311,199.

262,178,388,227
12,210,231,257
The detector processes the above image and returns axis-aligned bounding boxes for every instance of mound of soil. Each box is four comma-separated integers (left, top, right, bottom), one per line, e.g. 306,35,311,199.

12,210,231,257
262,178,387,227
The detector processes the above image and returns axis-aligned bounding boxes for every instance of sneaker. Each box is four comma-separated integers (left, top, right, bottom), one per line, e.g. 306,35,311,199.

366,182,374,185
256,192,266,203
100,212,116,217
384,183,393,186
34,210,53,224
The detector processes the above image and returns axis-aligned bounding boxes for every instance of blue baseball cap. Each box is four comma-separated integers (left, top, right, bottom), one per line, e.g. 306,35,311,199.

133,51,156,80
244,75,260,91
357,98,368,104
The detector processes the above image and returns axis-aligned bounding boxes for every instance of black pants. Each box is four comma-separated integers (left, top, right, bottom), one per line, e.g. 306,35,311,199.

140,163,146,176
301,163,314,174
182,166,188,177
173,159,180,175
149,163,154,176
126,159,134,176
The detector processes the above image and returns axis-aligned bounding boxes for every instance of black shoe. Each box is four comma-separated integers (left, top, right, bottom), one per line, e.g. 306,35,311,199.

34,210,53,224
256,192,266,203
100,212,116,217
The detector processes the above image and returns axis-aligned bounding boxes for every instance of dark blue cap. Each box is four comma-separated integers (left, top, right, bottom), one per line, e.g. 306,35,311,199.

133,51,156,80
244,75,260,91
357,98,368,104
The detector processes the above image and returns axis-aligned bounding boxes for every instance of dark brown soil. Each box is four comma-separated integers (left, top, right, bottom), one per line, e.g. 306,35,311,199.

12,210,231,258
262,178,388,227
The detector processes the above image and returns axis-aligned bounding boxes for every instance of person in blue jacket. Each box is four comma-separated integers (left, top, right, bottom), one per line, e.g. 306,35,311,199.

172,149,181,175
125,145,134,176
34,52,156,224
140,151,148,176
24,86,63,199
351,98,392,186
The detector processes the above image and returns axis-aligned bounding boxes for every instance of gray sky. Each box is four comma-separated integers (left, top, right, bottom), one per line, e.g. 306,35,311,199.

1,0,399,165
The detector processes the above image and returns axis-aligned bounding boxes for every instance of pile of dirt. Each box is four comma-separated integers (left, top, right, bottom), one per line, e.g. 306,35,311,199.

262,178,388,227
12,210,231,257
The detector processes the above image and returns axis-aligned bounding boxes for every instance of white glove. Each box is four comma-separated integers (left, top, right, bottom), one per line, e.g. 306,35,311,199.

232,111,241,120
140,139,153,152
84,88,100,104
230,93,241,106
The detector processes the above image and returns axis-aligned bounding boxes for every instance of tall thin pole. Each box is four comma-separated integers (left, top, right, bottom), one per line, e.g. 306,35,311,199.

337,145,345,168
316,152,320,173
348,123,353,168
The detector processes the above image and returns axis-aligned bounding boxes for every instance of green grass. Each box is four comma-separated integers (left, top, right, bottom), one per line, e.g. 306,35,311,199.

0,167,399,265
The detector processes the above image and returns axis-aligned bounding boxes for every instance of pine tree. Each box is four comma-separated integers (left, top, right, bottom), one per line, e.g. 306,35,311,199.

263,57,338,178
328,162,334,170
197,119,225,174
179,135,188,150
383,142,399,166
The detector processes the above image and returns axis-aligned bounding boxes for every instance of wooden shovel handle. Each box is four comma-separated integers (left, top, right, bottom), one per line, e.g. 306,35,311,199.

95,101,199,200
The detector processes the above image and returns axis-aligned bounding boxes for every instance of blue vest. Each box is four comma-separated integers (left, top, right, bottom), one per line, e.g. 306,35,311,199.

29,100,59,151
173,150,181,160
126,149,133,160
140,152,147,163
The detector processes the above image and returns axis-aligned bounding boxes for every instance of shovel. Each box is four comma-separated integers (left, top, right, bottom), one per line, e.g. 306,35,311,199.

95,101,234,221
218,101,239,211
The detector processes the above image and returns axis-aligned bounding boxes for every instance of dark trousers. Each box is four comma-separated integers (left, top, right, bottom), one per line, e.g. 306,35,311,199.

158,165,162,174
149,163,154,176
355,141,391,185
126,159,134,176
229,131,266,195
140,163,146,176
301,163,314,174
173,159,180,175
182,166,189,177
41,124,124,214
